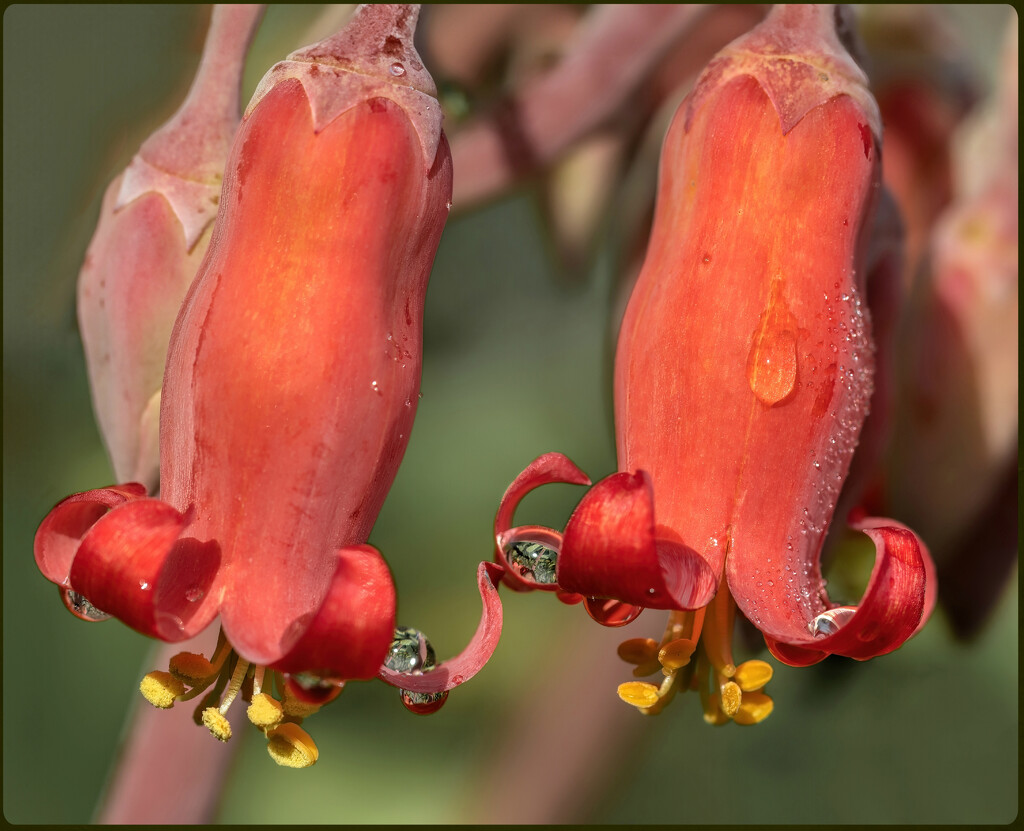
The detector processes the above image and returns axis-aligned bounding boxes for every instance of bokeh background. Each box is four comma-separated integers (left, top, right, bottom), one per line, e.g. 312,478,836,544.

3,4,1016,824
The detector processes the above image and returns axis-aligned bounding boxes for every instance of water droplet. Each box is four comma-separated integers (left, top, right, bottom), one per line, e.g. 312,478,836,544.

385,627,437,674
505,539,559,584
139,580,150,591
400,688,448,714
371,380,382,395
808,606,857,638
767,580,774,587
61,588,111,621
186,587,204,602
746,278,798,406
389,62,406,77
404,398,412,408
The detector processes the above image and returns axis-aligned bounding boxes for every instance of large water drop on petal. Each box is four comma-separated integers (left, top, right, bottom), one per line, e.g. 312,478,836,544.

505,539,559,584
808,605,857,638
747,278,798,406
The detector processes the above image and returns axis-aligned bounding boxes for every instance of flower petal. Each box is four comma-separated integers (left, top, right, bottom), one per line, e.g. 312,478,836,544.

34,484,148,585
750,518,935,666
494,452,590,592
558,470,718,611
270,544,397,681
378,562,504,693
69,498,221,641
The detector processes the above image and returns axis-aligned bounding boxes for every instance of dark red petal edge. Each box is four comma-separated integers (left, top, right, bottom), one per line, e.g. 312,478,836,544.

272,544,397,681
69,498,221,642
763,517,935,667
34,484,148,585
378,561,503,693
558,470,718,612
493,452,591,592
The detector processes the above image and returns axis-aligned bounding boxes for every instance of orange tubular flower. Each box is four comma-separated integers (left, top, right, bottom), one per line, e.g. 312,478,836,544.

495,5,935,723
35,4,501,766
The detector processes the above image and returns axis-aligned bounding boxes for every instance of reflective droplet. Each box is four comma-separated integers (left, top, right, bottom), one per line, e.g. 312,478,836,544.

371,380,382,395
389,62,406,76
185,587,204,603
61,588,111,621
808,605,857,638
385,627,436,674
139,580,150,591
504,539,559,584
400,688,448,714
747,278,798,406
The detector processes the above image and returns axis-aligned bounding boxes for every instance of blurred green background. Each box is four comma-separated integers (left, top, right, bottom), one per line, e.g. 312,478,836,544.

3,5,1016,824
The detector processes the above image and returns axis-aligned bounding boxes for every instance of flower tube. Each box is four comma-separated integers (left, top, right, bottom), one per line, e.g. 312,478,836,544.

495,4,934,723
35,4,500,766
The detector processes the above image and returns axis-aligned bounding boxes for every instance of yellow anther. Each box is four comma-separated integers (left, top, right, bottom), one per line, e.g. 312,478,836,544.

658,637,697,670
733,692,774,725
168,652,216,685
247,693,284,729
720,681,742,717
266,723,319,768
617,637,659,665
140,671,185,709
201,707,232,742
733,659,773,692
702,693,729,726
617,681,661,709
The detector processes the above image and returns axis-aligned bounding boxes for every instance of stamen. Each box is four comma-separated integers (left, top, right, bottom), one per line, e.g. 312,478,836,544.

617,681,661,709
658,637,697,670
217,658,251,715
617,637,659,665
701,575,737,677
201,707,232,741
733,691,774,725
140,671,185,709
247,692,285,730
720,680,742,717
266,723,319,768
733,659,773,692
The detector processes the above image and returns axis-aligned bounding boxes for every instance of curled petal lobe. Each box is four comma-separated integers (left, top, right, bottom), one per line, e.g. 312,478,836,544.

559,471,718,611
270,544,397,680
378,562,503,693
34,484,148,586
745,518,934,666
69,499,221,642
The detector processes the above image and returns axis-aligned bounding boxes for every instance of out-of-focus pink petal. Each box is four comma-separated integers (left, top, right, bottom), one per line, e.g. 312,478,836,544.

378,562,504,693
559,470,717,612
271,544,396,681
34,484,148,585
69,498,221,641
755,518,934,666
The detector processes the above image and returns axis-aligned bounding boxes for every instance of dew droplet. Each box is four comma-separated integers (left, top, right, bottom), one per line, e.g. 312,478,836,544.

389,62,406,76
746,278,798,406
185,587,204,603
61,588,111,622
504,539,559,584
371,380,382,395
385,627,436,674
400,688,448,714
808,605,857,638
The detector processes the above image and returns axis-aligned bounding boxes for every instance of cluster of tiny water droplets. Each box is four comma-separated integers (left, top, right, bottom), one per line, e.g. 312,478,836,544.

783,283,873,624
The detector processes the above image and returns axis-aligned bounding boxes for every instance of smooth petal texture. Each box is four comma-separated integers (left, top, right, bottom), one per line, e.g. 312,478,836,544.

758,518,935,665
34,483,147,585
69,499,221,641
616,73,879,627
272,544,396,679
378,562,504,693
494,452,589,592
559,470,717,610
160,78,451,671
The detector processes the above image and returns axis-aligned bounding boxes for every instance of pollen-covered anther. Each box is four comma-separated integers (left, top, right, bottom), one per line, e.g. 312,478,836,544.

266,723,319,768
140,671,186,709
168,651,218,685
617,681,661,709
720,680,742,717
733,691,774,725
247,692,285,729
658,637,697,670
201,707,232,741
617,637,663,676
733,659,773,692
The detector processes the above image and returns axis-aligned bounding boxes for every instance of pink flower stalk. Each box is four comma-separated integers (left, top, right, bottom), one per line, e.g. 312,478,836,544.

494,4,935,723
78,5,265,492
35,4,501,767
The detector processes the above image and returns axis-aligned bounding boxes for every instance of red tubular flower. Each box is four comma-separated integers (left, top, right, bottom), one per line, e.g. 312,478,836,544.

35,4,501,765
495,5,935,723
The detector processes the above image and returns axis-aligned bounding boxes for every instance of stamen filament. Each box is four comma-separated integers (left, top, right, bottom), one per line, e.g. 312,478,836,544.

218,658,252,715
